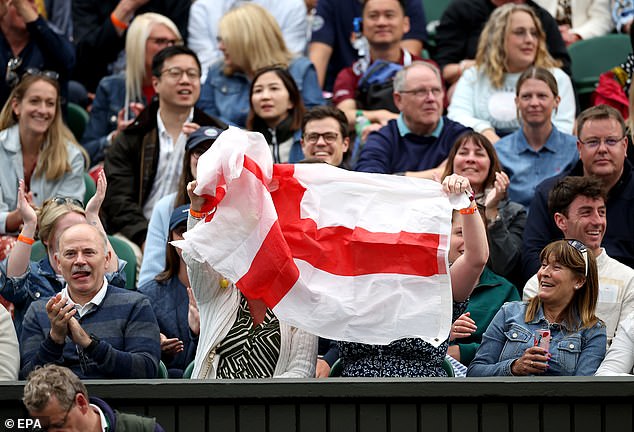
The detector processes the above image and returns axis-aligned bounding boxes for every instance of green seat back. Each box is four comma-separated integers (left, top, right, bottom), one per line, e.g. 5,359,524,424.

568,34,631,96
328,358,343,377
30,240,47,262
183,360,195,379
423,0,452,43
83,172,96,206
158,360,169,378
108,236,137,289
67,102,89,141
442,356,455,377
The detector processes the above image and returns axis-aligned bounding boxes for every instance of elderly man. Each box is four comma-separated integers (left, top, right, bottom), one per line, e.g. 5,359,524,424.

24,364,164,431
19,223,160,379
522,105,634,281
523,176,634,346
301,106,350,168
355,61,469,176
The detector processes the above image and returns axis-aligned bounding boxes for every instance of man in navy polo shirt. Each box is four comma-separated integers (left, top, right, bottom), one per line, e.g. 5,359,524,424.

355,62,469,177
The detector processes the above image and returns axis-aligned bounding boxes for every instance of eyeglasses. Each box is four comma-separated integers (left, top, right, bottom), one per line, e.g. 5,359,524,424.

147,37,182,47
44,197,84,209
578,136,625,148
159,67,201,80
303,132,339,144
398,86,443,98
5,57,22,88
33,397,76,431
567,239,588,276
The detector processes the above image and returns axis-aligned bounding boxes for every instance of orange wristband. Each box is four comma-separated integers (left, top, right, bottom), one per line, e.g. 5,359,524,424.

189,208,208,219
459,202,478,215
110,12,129,30
17,234,35,245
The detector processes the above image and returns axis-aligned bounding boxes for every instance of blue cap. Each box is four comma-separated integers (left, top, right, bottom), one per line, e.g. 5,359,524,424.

186,126,223,151
169,205,190,231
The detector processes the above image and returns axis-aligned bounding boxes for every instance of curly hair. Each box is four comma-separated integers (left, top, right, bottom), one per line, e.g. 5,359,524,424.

23,365,87,413
475,4,561,88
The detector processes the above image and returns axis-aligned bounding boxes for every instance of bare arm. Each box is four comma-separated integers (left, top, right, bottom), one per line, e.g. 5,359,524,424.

6,180,37,277
84,170,118,273
308,42,332,89
442,174,488,301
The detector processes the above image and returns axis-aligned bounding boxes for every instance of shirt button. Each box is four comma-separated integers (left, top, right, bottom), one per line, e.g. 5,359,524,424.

569,344,575,349
512,333,518,338
35,292,40,298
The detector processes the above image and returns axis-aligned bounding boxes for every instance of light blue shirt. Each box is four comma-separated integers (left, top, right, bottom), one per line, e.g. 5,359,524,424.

495,126,578,209
396,114,444,138
467,301,606,377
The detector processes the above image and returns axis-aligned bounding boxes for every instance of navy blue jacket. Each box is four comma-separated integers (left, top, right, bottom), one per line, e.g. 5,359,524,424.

522,160,634,281
355,117,470,174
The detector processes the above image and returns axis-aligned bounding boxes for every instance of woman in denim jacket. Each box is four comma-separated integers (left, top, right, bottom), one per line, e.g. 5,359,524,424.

197,3,323,128
468,240,606,376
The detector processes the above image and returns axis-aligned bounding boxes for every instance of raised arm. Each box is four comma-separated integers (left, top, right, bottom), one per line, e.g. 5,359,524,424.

6,180,37,278
84,170,119,273
442,174,488,302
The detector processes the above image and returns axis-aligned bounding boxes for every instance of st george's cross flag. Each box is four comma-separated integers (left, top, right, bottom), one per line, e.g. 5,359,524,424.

176,126,469,347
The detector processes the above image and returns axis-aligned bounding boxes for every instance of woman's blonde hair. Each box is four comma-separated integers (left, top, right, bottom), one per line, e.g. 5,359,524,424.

475,3,560,88
525,240,600,330
125,13,182,104
0,75,87,180
37,198,85,246
218,3,293,76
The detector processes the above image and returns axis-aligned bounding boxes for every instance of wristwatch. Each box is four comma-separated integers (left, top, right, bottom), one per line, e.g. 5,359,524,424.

85,333,100,354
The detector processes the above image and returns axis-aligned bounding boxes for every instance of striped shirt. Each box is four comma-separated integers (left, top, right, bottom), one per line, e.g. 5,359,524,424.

216,296,281,378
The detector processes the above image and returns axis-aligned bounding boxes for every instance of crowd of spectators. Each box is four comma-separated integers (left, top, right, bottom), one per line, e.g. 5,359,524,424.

2,0,634,397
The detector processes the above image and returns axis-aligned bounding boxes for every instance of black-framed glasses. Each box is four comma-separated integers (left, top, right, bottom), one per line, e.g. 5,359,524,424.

303,132,339,145
578,136,625,149
6,57,22,88
567,239,588,276
160,67,201,80
33,396,76,431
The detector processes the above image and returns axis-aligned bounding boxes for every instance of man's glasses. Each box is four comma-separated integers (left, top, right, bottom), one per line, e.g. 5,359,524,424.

567,239,588,276
33,396,76,431
160,67,201,80
398,86,443,98
578,136,625,148
147,37,183,47
303,132,339,145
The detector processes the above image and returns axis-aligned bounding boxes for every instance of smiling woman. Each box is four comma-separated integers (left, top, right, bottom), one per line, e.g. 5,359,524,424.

0,74,87,261
468,239,607,377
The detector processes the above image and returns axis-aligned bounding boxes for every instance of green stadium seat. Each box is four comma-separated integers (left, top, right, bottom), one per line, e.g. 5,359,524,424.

67,102,89,141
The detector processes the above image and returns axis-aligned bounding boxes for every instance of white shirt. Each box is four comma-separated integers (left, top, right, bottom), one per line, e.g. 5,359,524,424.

91,404,109,432
596,311,634,375
523,249,634,346
61,277,109,317
142,108,193,219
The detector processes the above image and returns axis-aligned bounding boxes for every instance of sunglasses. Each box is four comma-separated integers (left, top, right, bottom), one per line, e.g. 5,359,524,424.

566,239,588,277
43,197,84,209
5,59,59,89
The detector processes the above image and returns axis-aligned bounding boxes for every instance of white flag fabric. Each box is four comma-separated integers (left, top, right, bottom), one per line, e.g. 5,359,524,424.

176,126,469,346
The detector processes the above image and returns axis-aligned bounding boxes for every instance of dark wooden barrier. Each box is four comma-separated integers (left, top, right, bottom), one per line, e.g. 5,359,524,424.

1,377,633,432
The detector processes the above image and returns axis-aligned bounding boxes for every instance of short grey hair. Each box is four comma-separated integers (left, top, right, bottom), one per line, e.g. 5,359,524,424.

393,61,442,93
56,223,109,255
23,365,87,413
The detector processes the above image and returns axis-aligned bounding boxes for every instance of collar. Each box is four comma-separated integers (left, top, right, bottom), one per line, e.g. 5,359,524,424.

0,124,22,153
397,113,444,138
156,108,195,139
518,125,558,153
61,277,108,317
90,403,109,432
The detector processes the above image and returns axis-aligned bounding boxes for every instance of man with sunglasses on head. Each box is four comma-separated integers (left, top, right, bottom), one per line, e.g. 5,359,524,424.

355,61,469,176
103,45,225,256
522,105,634,283
0,0,74,107
522,176,634,347
24,364,165,431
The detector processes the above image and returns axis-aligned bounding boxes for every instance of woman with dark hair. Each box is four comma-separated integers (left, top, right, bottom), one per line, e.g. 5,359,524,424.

441,131,526,284
0,74,87,260
139,205,197,378
468,239,606,376
247,65,306,163
137,126,222,286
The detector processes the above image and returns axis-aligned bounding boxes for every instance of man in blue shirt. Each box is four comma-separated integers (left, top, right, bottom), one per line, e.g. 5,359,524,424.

355,61,469,176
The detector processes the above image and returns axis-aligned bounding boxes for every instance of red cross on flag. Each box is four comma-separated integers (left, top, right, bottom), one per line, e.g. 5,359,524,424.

177,127,469,346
